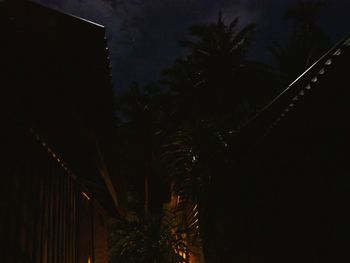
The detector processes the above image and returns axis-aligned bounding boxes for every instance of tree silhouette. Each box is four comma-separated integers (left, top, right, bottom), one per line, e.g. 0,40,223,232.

115,82,173,218
112,11,281,263
271,0,331,82
163,13,258,124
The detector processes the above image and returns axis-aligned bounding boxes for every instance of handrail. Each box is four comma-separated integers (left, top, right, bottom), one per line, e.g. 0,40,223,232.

236,35,350,142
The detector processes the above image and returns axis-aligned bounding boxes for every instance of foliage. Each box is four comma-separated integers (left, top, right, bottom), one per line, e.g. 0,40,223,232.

111,14,270,261
109,202,189,263
162,13,259,124
110,6,332,261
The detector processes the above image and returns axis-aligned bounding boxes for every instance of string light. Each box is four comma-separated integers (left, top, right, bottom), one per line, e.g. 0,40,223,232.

264,37,348,137
29,128,91,201
333,49,341,56
318,68,325,75
344,38,350,46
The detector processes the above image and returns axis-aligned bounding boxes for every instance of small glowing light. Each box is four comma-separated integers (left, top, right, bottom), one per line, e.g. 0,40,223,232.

345,38,350,46
333,49,341,56
292,96,298,101
189,221,196,228
192,155,197,163
305,84,311,90
325,59,332,65
82,192,91,201
311,77,317,83
87,256,92,263
299,90,305,96
192,204,197,212
52,153,56,158
318,68,325,75
289,103,294,107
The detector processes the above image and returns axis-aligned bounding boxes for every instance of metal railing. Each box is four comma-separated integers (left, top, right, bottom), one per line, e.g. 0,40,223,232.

232,35,350,151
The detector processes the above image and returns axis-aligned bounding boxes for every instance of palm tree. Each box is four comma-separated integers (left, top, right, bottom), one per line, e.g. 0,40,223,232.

164,12,281,132
112,82,197,261
112,12,277,262
159,13,264,263
115,82,172,218
112,85,194,261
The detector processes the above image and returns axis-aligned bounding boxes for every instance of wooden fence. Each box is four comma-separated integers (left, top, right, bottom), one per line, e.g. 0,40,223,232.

0,124,107,263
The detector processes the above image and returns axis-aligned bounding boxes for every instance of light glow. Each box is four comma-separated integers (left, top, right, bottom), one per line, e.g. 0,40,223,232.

82,192,91,201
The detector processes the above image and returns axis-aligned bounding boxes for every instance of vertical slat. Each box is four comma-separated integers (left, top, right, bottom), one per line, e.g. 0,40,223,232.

36,154,46,263
31,148,43,263
57,164,63,263
48,156,56,263
62,171,66,263
41,153,52,263
64,175,69,263
71,185,75,263
67,177,72,263
6,163,19,263
53,162,59,263
72,179,77,263
65,175,69,263
72,180,77,263
91,200,95,263
61,169,66,263
14,163,25,263
74,186,78,263
32,154,41,263
29,148,41,263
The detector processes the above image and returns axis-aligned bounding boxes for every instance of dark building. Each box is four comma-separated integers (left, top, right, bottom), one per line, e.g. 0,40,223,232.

248,37,348,261
203,36,350,262
0,1,123,262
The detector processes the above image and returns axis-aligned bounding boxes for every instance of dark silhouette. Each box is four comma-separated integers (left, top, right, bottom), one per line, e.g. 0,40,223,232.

270,0,331,83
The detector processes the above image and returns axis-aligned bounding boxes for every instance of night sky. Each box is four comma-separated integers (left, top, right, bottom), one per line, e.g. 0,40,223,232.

34,0,350,94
